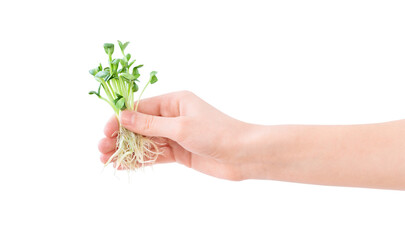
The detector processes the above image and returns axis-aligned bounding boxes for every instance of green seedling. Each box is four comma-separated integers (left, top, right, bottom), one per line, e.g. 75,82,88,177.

89,40,160,171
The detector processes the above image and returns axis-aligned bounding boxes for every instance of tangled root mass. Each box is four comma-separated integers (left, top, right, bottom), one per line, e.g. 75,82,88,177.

105,125,160,171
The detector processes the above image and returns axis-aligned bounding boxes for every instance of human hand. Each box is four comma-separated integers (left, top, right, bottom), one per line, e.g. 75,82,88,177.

98,91,251,180
98,91,405,189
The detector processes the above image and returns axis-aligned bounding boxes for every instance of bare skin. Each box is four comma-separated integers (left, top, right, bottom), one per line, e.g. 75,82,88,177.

98,91,405,190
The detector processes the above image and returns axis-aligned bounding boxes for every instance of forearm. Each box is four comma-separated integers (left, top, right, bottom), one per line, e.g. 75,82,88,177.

240,120,405,190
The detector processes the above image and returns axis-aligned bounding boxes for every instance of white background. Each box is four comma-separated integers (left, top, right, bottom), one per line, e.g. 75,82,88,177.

1,0,405,239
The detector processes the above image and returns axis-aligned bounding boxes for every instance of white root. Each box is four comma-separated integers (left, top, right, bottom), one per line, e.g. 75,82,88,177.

104,125,160,171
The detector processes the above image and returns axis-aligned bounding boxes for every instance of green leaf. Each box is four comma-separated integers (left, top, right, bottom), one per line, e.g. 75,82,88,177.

89,91,100,97
134,64,144,69
112,59,120,65
150,75,158,84
123,42,129,50
120,58,128,67
128,60,136,68
105,74,113,82
121,73,135,80
133,73,140,79
111,61,119,74
89,68,99,76
115,97,126,110
113,95,121,105
98,63,103,71
104,43,114,55
126,53,131,61
132,83,139,92
132,67,140,76
149,71,158,84
132,64,143,75
118,67,127,74
118,40,130,52
95,70,109,79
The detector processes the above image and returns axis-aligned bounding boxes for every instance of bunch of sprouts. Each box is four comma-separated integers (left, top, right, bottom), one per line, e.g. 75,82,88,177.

89,41,159,171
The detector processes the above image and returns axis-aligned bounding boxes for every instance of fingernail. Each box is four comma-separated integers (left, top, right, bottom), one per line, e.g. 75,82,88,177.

120,111,133,125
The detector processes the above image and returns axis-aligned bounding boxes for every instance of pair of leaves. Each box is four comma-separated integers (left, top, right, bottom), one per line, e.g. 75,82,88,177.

111,59,120,73
89,84,102,98
89,63,105,76
118,40,129,52
120,58,128,69
104,43,114,55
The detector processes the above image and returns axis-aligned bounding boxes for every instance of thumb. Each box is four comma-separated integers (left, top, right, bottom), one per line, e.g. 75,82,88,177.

120,110,182,140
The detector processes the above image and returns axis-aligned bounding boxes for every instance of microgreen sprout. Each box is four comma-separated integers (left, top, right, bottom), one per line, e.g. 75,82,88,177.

89,40,160,171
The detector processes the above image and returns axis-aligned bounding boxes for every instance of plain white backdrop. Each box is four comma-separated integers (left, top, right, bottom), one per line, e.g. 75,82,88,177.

0,0,405,239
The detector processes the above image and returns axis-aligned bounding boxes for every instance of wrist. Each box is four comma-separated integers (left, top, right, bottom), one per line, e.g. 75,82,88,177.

236,124,296,180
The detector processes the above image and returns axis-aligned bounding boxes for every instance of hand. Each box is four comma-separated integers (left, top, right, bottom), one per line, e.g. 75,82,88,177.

98,91,405,189
98,91,250,180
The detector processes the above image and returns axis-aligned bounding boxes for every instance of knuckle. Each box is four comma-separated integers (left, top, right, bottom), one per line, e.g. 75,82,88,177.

173,117,190,142
179,90,195,98
141,115,155,132
160,99,176,117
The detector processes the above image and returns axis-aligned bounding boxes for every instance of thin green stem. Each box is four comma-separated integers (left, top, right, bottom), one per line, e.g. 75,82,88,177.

97,77,114,102
107,81,116,98
127,81,133,110
135,80,151,112
108,53,113,75
117,76,125,96
101,96,118,114
111,78,118,95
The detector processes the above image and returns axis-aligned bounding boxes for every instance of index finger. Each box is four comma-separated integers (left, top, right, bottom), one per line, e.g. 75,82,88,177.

135,91,193,117
104,115,119,138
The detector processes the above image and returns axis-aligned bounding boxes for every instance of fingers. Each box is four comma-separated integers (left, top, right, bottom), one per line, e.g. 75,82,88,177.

104,91,196,140
120,111,184,141
100,151,114,164
135,90,195,117
98,137,116,154
104,115,119,138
